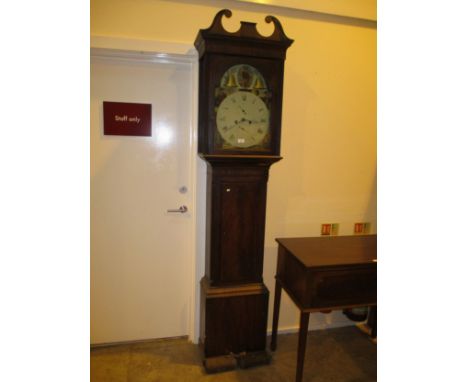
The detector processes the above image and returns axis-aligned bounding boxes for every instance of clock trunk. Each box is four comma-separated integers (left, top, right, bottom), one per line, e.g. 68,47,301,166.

205,162,269,285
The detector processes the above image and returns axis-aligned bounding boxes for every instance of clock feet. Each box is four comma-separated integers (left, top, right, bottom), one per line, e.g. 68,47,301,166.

203,354,237,374
203,351,271,373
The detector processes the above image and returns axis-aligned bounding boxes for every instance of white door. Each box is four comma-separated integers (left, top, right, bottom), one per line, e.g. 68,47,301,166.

91,51,195,344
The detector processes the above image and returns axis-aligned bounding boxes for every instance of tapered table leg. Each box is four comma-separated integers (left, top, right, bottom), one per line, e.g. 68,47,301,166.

296,312,309,382
270,279,282,351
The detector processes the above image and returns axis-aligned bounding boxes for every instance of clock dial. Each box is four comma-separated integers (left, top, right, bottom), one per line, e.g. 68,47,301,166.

216,91,269,148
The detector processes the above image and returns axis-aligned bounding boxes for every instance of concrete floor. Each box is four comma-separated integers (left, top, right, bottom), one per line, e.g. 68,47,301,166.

91,326,376,382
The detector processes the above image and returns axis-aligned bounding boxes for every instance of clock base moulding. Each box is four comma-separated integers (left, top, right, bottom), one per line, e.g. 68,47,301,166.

199,276,271,373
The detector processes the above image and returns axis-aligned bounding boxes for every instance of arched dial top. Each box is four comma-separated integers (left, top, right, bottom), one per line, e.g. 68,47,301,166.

219,64,267,90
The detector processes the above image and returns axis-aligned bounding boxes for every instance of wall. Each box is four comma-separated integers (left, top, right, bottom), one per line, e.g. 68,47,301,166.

91,0,376,338
235,0,376,21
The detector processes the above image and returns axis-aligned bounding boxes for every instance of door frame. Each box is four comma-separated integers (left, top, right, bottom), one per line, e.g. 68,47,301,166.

90,37,201,343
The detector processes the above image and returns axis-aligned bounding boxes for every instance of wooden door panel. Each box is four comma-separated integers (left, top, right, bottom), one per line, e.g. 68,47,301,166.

219,182,262,282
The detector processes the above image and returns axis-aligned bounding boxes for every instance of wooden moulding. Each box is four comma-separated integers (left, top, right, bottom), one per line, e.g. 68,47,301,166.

200,276,271,371
194,9,294,58
200,154,282,167
201,276,266,298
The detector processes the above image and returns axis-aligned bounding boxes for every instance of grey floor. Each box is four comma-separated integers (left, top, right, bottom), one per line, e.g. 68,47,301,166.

91,326,376,382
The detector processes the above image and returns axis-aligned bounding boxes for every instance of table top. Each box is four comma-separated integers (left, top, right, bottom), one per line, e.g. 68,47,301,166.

275,235,377,268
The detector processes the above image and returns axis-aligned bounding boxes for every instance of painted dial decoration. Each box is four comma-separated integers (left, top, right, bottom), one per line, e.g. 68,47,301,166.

215,64,271,150
219,64,267,90
216,92,269,148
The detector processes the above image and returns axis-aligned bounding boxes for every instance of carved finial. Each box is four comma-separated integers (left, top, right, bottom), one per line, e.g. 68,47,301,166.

204,9,231,34
265,15,293,44
195,9,293,56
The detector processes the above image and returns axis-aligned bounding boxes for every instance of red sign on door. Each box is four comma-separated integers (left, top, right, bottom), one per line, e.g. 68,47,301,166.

103,101,152,136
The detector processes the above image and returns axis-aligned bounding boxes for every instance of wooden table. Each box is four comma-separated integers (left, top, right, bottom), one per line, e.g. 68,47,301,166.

270,235,377,382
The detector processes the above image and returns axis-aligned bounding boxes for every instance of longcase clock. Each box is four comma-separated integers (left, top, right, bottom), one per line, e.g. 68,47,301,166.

195,9,293,372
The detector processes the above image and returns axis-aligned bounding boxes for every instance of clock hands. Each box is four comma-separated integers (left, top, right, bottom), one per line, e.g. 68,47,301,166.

216,91,268,147
224,118,253,131
238,105,247,115
235,117,254,125
236,121,257,142
224,118,247,131
224,117,255,141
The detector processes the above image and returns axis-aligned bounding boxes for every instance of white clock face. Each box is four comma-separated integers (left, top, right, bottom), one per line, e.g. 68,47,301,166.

216,91,269,148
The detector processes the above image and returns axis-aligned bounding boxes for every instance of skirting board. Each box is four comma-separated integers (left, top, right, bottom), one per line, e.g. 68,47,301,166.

91,335,189,349
268,320,354,336
90,321,363,349
91,322,357,348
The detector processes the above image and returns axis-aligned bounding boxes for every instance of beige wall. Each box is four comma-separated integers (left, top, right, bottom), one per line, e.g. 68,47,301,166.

235,0,376,20
91,0,376,336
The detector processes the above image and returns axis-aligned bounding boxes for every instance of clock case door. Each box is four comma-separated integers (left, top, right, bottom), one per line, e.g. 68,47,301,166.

204,156,281,286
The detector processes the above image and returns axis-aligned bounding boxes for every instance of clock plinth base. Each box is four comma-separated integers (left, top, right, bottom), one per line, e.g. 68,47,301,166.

199,277,269,372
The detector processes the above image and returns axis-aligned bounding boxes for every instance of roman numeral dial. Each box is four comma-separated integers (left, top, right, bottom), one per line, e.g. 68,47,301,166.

216,91,269,148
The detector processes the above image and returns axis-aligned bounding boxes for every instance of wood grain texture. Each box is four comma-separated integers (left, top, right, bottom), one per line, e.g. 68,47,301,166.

204,157,280,285
196,9,292,370
276,235,377,268
272,235,377,382
201,280,269,358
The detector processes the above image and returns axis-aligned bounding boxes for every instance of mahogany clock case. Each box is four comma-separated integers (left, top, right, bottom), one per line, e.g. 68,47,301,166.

195,9,293,372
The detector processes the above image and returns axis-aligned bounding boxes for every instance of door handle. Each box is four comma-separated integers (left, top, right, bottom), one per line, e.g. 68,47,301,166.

167,205,188,213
